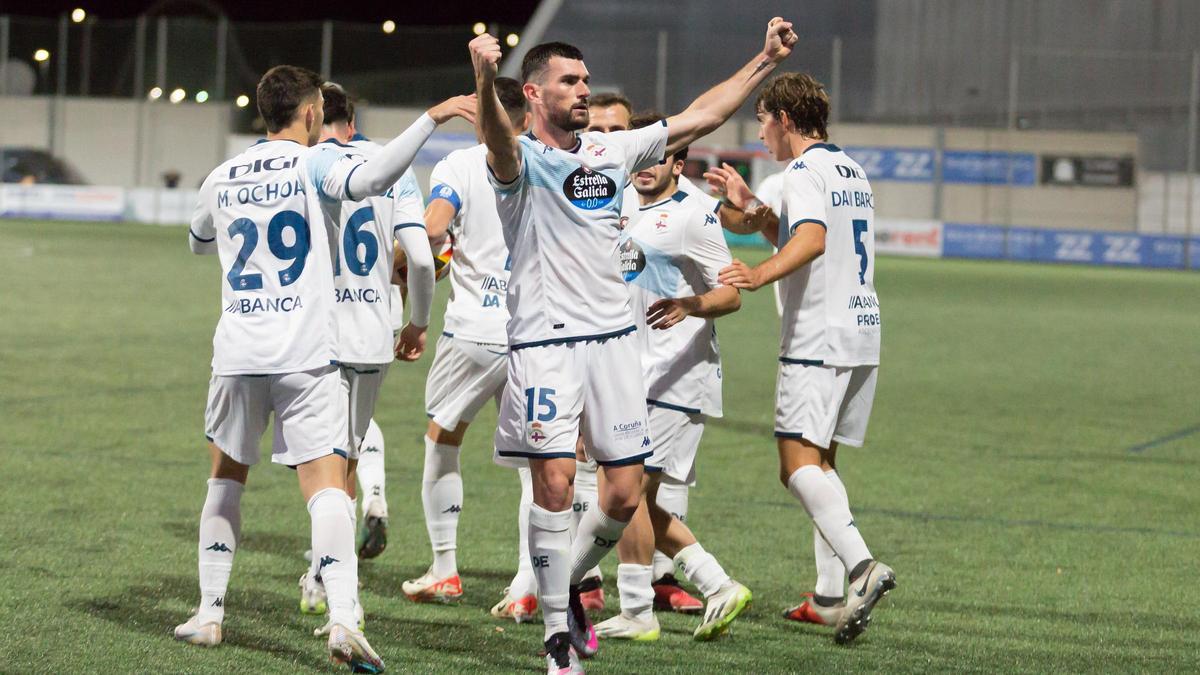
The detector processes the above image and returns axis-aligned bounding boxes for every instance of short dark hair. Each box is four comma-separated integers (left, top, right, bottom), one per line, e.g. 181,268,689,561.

257,65,324,133
756,73,830,141
632,112,686,161
521,41,584,83
589,92,631,114
494,76,529,127
321,82,355,126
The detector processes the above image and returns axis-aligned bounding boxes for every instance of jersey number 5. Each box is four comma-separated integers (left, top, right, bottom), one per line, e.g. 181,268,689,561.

852,218,869,285
226,210,310,290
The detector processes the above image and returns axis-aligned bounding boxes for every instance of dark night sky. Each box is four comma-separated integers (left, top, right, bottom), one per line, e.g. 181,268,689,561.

1,0,540,24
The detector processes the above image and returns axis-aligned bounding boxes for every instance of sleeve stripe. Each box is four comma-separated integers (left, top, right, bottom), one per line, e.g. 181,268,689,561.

486,162,520,187
343,162,363,202
790,218,827,234
189,228,215,243
393,222,426,231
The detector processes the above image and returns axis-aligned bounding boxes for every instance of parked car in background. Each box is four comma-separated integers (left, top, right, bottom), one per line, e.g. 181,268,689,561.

1,148,88,185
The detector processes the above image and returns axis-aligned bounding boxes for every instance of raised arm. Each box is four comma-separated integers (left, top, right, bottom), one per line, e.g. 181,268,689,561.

664,18,797,157
343,96,476,200
469,33,521,183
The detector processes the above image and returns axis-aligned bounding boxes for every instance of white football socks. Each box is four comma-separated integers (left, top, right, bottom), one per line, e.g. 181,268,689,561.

787,465,871,574
570,507,628,585
813,470,849,598
529,504,572,640
308,487,359,628
196,478,243,625
673,542,731,599
572,460,603,581
616,563,655,621
509,467,538,598
422,436,462,578
653,480,689,579
356,419,387,517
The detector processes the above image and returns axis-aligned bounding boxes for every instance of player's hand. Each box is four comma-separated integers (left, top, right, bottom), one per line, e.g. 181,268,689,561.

704,162,758,210
395,322,427,361
429,94,477,125
647,297,698,330
469,33,502,82
719,259,762,291
763,17,798,63
743,204,776,234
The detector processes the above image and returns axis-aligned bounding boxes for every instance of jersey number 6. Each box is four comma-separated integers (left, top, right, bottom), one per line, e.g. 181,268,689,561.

226,210,310,290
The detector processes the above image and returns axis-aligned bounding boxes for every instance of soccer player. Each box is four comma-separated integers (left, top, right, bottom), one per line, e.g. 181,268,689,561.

296,82,436,617
469,17,797,672
718,72,897,645
595,113,748,642
176,64,472,671
400,77,536,619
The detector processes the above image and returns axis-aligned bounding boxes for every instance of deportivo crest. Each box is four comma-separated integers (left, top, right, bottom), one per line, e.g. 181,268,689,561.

655,212,670,231
584,143,607,158
563,167,617,210
618,238,646,282
528,421,547,445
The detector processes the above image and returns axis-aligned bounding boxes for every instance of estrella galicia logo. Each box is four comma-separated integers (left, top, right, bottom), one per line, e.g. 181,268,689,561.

206,542,232,553
318,555,339,572
563,166,617,210
618,238,646,282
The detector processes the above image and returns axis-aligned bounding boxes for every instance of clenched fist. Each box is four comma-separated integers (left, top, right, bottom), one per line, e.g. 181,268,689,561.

469,33,502,82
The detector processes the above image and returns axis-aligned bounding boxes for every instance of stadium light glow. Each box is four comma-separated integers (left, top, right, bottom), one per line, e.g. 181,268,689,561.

33,49,50,63
382,20,396,34
235,94,250,108
71,8,87,23
169,88,186,104
472,22,487,35
195,90,209,103
506,33,520,47
148,86,163,100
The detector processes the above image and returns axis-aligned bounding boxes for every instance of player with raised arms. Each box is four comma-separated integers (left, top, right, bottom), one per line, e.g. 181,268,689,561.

400,77,538,619
177,63,472,672
595,112,748,642
296,82,437,619
718,72,897,645
469,17,797,673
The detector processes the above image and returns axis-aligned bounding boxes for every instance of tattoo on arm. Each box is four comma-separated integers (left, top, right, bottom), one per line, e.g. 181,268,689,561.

747,59,773,82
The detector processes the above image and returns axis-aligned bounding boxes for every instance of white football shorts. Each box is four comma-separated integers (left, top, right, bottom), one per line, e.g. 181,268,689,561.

495,332,652,468
339,362,390,459
774,362,877,448
643,403,705,485
425,333,508,430
204,364,348,467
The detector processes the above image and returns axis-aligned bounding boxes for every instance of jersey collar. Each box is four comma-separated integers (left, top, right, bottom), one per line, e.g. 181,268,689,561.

637,188,687,211
527,129,582,154
803,142,841,155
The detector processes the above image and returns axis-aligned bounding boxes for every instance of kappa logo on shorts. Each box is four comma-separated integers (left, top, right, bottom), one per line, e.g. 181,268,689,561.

641,436,651,447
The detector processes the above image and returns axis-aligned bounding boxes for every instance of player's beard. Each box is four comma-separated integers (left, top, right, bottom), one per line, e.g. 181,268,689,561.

550,104,589,132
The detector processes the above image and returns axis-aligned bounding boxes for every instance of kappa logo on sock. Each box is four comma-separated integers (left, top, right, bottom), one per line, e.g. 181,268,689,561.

847,520,856,528
442,505,462,514
318,555,339,572
205,542,233,553
362,445,381,453
211,597,223,607
372,487,381,496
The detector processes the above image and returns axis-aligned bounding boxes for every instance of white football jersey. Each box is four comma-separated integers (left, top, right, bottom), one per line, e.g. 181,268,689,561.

755,170,785,213
620,188,730,417
324,136,425,364
190,139,365,375
430,143,511,345
490,122,669,348
620,173,708,224
777,143,880,366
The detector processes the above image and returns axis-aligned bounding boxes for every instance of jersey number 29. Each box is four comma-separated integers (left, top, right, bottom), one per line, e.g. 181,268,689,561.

226,210,310,290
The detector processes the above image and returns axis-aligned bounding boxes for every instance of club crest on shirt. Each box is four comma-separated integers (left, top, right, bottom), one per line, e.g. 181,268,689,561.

655,212,670,231
584,143,607,158
618,238,646,282
563,166,617,210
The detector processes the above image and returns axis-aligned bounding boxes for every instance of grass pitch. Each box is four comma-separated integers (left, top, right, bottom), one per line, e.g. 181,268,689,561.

1,220,1198,673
